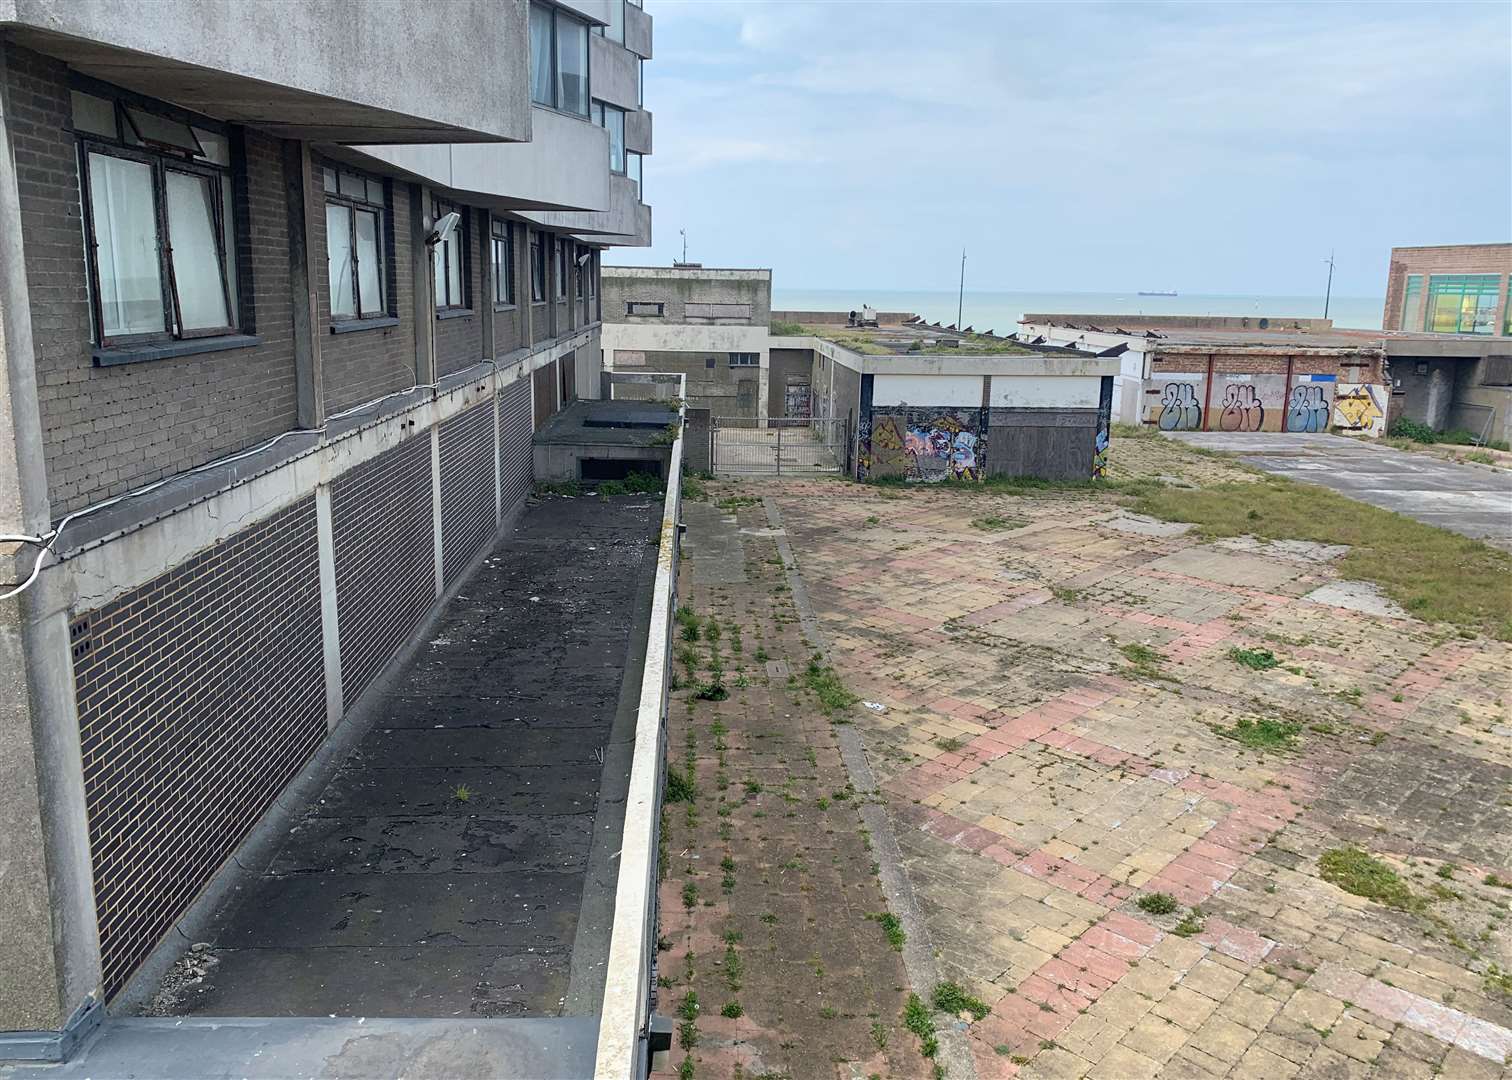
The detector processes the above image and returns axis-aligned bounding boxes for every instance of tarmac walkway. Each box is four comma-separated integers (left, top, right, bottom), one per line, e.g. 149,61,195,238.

12,493,660,1078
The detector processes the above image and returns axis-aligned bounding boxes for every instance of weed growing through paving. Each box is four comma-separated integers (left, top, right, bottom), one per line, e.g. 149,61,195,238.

666,765,697,803
723,943,744,991
1119,641,1169,680
902,993,939,1059
451,783,474,802
867,911,906,951
933,737,963,753
1133,476,1512,639
1050,586,1083,604
1319,848,1421,911
1211,716,1302,752
970,514,1023,531
933,981,989,1021
804,652,859,713
1228,646,1280,670
1172,909,1206,937
1136,892,1179,916
677,990,700,1049
721,1001,743,1018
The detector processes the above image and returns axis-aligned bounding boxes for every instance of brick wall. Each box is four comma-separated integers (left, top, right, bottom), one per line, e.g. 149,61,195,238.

316,160,417,415
533,359,559,431
6,43,300,515
529,228,553,346
433,208,485,376
332,434,436,706
1382,245,1511,333
612,349,759,418
438,400,495,585
1151,350,1384,383
70,497,325,996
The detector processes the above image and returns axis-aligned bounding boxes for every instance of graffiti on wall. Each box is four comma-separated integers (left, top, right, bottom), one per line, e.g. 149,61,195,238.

904,414,979,481
1285,384,1331,433
1332,384,1387,437
1157,382,1203,431
1218,384,1266,431
868,414,907,478
1092,375,1114,478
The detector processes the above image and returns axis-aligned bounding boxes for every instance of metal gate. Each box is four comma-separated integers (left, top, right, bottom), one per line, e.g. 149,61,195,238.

712,417,848,476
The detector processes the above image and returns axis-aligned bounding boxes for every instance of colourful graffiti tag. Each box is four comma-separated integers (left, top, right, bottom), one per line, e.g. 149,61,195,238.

902,413,979,482
1333,384,1386,437
1157,383,1202,431
1092,375,1113,478
1286,384,1330,433
868,414,907,477
1218,384,1265,432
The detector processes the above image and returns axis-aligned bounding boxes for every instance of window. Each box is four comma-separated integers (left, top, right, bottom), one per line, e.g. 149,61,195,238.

627,152,643,199
638,58,645,107
323,167,387,321
1426,274,1500,335
1505,283,1512,336
592,0,625,44
555,238,568,298
432,200,467,310
490,218,514,306
529,2,590,117
530,230,547,302
729,352,759,367
1398,274,1423,332
592,101,626,173
626,301,664,316
74,87,239,347
575,244,588,301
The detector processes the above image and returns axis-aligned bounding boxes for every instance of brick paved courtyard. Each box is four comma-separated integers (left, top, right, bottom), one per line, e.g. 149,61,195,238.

665,434,1511,1079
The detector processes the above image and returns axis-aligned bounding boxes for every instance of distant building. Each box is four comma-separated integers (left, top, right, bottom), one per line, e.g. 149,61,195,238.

1383,244,1510,336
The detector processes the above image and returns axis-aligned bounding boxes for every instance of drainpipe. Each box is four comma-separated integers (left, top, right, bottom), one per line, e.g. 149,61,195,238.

1282,355,1295,433
1202,354,1215,431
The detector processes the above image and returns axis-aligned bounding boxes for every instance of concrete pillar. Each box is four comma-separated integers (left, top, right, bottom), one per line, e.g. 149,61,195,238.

0,51,103,1056
283,140,325,429
1425,362,1453,431
315,480,343,730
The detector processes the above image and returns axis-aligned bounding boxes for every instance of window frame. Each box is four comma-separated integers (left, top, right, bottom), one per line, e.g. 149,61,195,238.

431,199,470,313
729,352,759,367
75,92,240,349
529,2,592,118
490,217,516,308
626,151,643,199
530,230,548,304
1399,273,1423,332
626,301,664,317
322,165,390,325
554,237,568,300
593,100,627,174
591,0,626,44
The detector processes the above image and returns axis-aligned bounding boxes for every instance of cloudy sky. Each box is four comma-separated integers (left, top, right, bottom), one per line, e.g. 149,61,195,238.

614,1,1511,296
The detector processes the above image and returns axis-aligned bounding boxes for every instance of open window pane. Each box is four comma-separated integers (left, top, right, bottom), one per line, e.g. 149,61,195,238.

193,127,230,166
87,153,164,336
627,152,642,198
125,107,202,154
165,170,229,331
326,204,355,317
354,209,383,315
605,106,625,173
606,0,625,43
433,238,448,306
72,92,117,137
447,237,463,307
221,174,238,322
556,13,589,116
529,3,554,106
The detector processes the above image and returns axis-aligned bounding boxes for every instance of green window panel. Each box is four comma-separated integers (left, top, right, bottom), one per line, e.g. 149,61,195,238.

1400,274,1423,331
1425,274,1500,335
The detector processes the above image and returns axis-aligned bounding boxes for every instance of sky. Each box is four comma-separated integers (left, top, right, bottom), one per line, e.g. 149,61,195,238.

613,1,1512,297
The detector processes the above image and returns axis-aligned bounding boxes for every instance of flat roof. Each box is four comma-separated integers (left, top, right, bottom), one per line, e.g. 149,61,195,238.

602,265,771,280
1019,315,1512,355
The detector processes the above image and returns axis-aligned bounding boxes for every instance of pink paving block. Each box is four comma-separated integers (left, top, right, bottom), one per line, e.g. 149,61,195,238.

1001,714,1059,740
1026,1006,1077,1041
1187,839,1246,870
1100,912,1162,949
993,993,1051,1033
1080,924,1147,961
969,1042,1021,1079
1349,978,1414,1024
1036,728,1078,749
1402,997,1469,1044
1196,918,1273,965
1174,850,1240,882
1050,858,1101,887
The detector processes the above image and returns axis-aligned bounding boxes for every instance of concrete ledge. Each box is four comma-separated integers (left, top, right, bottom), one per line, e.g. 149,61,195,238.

0,997,101,1064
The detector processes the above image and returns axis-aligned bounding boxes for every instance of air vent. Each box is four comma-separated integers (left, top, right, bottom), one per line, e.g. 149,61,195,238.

69,616,93,661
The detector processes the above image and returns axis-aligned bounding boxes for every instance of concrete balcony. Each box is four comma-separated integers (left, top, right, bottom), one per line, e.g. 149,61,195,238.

626,4,653,60
590,33,641,112
626,108,653,155
524,174,651,247
0,0,526,142
352,107,611,213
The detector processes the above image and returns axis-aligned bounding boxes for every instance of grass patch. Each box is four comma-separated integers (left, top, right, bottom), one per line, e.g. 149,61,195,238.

1172,910,1205,937
902,993,939,1059
1228,646,1280,671
869,911,906,951
720,1001,743,1018
1136,892,1179,916
1119,642,1168,679
594,470,664,496
933,736,963,753
933,980,990,1021
681,474,709,501
970,514,1023,532
1211,716,1302,752
1132,476,1512,639
803,652,858,713
1318,848,1421,910
717,495,761,511
770,319,806,336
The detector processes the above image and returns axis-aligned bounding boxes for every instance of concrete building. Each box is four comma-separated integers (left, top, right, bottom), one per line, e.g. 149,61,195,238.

0,1,666,1071
601,265,772,418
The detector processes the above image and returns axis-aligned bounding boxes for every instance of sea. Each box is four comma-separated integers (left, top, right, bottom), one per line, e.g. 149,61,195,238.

771,288,1386,332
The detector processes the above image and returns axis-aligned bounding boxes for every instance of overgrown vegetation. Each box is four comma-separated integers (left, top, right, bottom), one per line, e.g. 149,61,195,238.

803,652,858,713
1318,847,1421,911
902,992,939,1059
1136,892,1179,916
769,319,806,336
868,911,906,951
1133,476,1512,639
665,764,697,803
595,470,664,496
1228,646,1280,671
1119,642,1168,680
1211,716,1302,752
970,514,1024,532
1389,417,1510,451
933,980,989,1021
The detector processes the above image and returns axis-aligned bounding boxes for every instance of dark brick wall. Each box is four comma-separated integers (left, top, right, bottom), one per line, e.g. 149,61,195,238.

439,401,495,585
70,497,325,997
332,434,435,706
6,43,299,515
316,160,417,415
433,208,485,376
529,228,554,346
499,376,532,509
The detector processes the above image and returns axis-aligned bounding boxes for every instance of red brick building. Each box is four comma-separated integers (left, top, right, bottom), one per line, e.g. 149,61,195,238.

1382,244,1511,336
